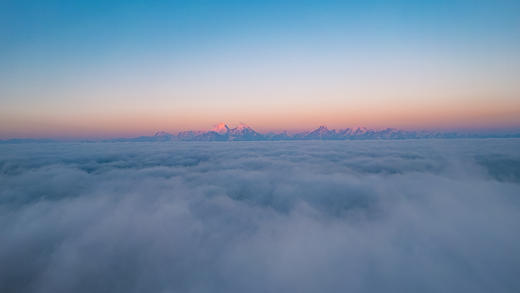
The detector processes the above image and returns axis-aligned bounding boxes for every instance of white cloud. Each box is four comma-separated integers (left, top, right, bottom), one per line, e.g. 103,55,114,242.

1,140,520,292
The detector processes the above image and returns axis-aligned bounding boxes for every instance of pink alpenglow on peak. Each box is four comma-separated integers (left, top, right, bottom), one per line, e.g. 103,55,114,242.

211,123,230,134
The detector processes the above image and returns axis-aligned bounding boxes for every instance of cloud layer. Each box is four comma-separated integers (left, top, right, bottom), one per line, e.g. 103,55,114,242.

1,140,520,293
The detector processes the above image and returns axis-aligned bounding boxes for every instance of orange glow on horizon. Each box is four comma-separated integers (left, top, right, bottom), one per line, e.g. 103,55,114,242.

1,97,519,139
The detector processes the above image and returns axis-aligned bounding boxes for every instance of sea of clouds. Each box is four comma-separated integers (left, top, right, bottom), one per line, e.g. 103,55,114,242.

1,139,520,293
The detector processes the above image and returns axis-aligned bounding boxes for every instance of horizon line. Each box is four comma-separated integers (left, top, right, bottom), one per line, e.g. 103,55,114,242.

2,124,520,142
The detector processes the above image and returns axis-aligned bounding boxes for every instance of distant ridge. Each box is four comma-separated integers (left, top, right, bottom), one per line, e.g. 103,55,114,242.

2,124,520,143
103,123,520,142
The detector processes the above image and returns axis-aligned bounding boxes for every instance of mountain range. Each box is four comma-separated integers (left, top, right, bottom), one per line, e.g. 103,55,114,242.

104,123,520,142
2,123,519,143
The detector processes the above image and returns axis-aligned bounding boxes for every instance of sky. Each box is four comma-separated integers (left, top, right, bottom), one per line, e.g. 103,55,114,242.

1,0,520,138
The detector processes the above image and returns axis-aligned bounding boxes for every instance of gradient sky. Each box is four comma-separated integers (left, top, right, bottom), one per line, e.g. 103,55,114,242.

1,0,520,138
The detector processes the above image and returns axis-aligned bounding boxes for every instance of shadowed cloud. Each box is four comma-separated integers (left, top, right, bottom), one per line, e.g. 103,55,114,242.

1,139,520,292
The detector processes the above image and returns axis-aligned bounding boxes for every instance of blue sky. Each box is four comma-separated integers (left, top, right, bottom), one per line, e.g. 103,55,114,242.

1,0,519,138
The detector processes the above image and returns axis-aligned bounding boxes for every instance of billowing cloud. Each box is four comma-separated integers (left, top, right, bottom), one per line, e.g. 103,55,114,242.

1,140,520,292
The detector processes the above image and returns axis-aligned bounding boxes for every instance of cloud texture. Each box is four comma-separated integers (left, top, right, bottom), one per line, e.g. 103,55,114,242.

1,140,520,293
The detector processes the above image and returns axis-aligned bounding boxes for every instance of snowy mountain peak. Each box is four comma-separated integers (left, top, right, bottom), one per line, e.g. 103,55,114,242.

305,125,336,139
211,122,230,134
227,123,263,140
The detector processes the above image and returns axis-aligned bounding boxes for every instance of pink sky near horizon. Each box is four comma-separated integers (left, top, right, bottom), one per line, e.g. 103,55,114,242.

2,50,519,139
1,98,519,139
2,0,520,139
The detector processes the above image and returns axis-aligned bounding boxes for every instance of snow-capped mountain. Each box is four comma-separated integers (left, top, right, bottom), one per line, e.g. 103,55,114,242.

104,123,520,142
304,125,339,140
211,122,230,134
227,123,264,141
175,123,264,141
